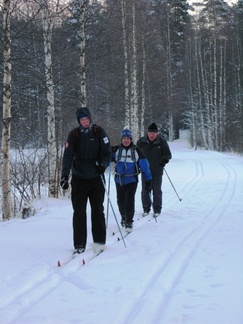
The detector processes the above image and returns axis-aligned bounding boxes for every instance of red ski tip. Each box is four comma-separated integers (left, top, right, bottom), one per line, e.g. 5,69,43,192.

82,259,85,265
58,260,61,267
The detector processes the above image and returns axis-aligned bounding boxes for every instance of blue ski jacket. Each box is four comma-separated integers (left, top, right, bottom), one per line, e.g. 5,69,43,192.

113,143,152,186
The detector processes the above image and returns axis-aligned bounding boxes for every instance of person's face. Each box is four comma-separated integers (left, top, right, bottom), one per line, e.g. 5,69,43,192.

147,132,158,141
121,136,132,147
79,117,90,128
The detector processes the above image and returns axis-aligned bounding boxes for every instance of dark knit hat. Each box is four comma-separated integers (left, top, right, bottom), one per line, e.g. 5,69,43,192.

76,107,92,124
120,128,132,139
148,122,158,132
78,112,88,119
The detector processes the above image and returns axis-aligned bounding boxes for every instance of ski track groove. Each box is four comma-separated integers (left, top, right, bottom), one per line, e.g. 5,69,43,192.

116,161,237,324
163,160,204,208
0,232,114,323
0,273,63,323
0,215,151,323
0,267,52,310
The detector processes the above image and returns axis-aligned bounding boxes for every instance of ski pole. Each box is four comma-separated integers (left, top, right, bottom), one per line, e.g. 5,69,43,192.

106,162,112,228
148,191,157,223
100,175,127,248
164,168,182,201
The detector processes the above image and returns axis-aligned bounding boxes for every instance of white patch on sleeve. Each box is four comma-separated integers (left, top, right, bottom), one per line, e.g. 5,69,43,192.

103,137,109,144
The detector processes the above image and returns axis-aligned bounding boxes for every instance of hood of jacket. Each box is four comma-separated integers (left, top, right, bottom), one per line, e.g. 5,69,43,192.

76,107,92,125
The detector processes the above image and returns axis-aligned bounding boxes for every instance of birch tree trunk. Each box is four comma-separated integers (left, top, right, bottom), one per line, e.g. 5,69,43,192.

198,36,210,149
219,37,227,151
186,32,197,147
140,34,146,137
213,37,218,150
195,34,207,148
1,0,12,220
235,28,243,144
42,6,58,198
121,0,130,128
130,0,139,141
80,0,87,106
165,12,174,141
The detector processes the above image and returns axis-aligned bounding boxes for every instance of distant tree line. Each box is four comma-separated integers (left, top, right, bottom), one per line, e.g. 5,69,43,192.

1,0,242,219
0,0,242,148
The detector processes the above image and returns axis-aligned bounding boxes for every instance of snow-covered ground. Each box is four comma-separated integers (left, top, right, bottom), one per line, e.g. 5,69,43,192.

0,134,243,324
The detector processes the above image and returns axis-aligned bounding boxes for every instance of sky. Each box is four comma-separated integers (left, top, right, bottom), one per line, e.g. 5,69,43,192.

0,131,242,324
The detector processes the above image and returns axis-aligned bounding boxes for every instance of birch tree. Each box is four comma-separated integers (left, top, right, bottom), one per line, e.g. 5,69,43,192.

196,31,208,148
121,0,130,128
1,0,12,220
199,0,229,150
218,36,227,151
186,22,198,147
165,8,174,141
121,0,139,139
234,1,243,149
140,34,146,137
42,1,58,197
130,0,139,141
80,0,87,106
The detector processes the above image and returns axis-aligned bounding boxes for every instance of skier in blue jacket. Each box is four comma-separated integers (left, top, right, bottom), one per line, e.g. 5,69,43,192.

112,129,152,232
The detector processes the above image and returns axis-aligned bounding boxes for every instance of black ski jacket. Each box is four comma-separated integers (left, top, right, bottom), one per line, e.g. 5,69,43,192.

137,135,172,175
61,108,112,180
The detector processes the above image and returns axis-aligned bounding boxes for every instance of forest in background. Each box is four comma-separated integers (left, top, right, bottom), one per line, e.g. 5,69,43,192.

1,0,243,219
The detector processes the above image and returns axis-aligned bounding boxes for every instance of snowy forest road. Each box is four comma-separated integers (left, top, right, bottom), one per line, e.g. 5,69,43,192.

0,140,242,324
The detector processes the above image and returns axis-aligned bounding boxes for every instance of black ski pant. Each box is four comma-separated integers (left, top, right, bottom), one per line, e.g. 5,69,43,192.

71,175,106,249
115,182,137,224
141,173,162,214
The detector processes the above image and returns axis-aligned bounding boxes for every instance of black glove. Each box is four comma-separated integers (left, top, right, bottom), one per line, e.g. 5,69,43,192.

96,164,106,174
112,145,119,153
145,180,152,191
60,176,69,190
160,159,169,168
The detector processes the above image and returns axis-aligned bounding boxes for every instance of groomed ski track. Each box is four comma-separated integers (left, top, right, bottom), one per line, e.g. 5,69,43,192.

0,147,241,324
116,161,237,323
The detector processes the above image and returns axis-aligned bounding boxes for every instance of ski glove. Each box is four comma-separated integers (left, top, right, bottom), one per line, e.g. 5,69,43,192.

96,164,106,174
60,176,69,190
145,180,152,191
160,159,169,168
112,145,119,153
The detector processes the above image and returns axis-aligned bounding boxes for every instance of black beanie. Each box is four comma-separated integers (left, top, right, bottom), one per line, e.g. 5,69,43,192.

148,122,158,132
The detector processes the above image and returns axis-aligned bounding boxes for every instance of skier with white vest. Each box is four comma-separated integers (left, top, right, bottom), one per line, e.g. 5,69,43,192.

112,129,152,232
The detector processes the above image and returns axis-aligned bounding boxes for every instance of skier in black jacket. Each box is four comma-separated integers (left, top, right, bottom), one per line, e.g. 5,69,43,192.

60,107,112,254
137,122,172,217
